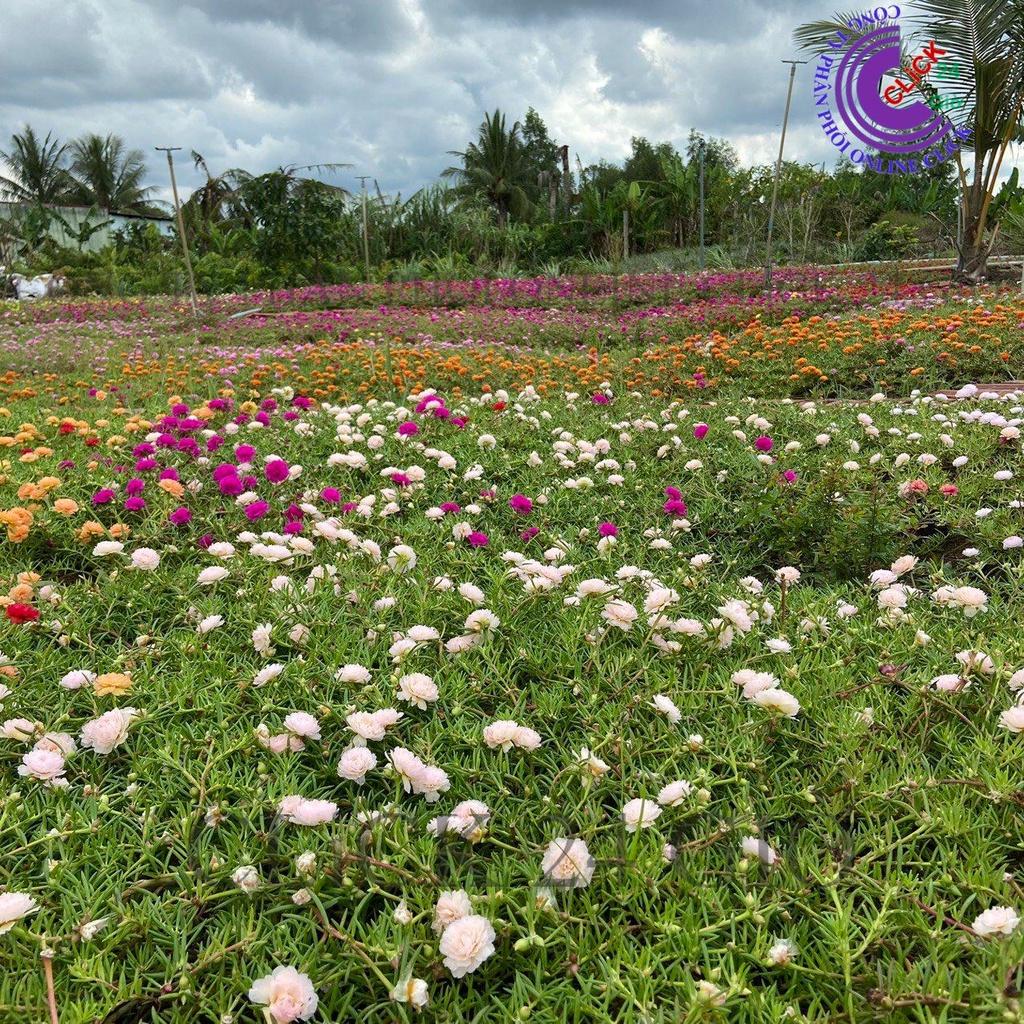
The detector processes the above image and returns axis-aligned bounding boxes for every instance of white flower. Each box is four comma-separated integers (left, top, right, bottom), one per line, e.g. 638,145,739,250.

657,780,693,806
387,544,417,572
93,540,125,558
651,694,681,724
541,837,595,888
248,965,318,1022
338,746,377,783
621,798,662,832
391,977,429,1009
602,599,638,631
397,672,439,709
741,835,779,865
197,614,224,634
0,892,38,933
439,915,496,978
750,687,800,717
998,705,1024,733
197,566,229,585
336,664,372,685
130,547,160,570
433,890,473,933
80,707,140,754
972,906,1020,938
232,865,261,893
768,939,796,965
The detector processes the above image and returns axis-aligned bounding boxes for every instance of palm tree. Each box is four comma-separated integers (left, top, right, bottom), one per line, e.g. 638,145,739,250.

796,1,1024,282
445,110,533,228
648,155,698,248
0,126,77,205
68,133,156,213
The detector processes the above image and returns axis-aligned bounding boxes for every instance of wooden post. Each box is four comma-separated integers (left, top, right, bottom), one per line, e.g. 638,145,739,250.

156,146,199,316
764,60,806,291
623,209,629,261
357,175,371,283
560,145,571,213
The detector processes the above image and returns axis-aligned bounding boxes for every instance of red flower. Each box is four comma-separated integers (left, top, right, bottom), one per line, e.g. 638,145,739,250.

492,402,507,411
5,603,39,624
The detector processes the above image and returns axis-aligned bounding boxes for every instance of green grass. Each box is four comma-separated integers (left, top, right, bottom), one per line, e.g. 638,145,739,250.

0,327,1023,1023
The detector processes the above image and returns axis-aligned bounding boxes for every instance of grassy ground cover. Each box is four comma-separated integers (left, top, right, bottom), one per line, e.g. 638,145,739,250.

0,270,1023,1023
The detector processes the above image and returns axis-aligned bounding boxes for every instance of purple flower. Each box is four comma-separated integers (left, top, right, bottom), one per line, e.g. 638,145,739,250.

509,494,533,515
265,459,289,484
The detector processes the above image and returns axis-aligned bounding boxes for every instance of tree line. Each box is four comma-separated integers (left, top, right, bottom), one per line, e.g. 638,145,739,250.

0,0,1020,293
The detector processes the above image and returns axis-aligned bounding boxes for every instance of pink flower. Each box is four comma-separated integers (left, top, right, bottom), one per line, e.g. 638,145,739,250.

509,494,533,514
80,707,140,754
439,915,496,978
278,795,338,826
693,422,709,440
265,459,290,483
248,965,318,1022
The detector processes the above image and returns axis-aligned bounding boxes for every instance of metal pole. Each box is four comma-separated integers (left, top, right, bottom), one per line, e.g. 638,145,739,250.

357,175,371,283
764,61,806,291
698,139,706,269
155,146,198,316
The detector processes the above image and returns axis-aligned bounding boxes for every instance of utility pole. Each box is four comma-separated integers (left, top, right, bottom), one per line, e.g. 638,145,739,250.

698,138,706,270
764,60,807,291
356,175,372,283
155,146,198,316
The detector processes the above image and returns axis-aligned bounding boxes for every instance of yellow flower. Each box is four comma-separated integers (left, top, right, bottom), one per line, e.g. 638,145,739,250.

94,672,132,697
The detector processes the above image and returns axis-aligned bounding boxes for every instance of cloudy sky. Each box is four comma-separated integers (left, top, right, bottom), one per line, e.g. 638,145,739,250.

2,0,937,204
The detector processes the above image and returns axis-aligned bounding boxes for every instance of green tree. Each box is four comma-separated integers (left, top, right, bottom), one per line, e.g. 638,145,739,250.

69,133,156,213
520,107,562,214
0,126,77,205
445,110,533,228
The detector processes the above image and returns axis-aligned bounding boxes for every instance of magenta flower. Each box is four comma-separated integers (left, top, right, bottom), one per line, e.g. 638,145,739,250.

92,489,115,505
124,497,146,512
664,498,688,516
781,470,797,484
397,421,419,437
509,494,533,515
235,444,256,462
598,522,618,537
440,502,462,515
321,487,341,503
168,507,192,526
591,393,610,405
521,526,540,542
245,500,270,521
265,459,290,484
693,423,709,440
754,435,774,452
467,531,489,547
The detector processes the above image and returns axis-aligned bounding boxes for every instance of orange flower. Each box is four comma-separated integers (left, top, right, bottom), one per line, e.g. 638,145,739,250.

54,498,79,515
94,672,133,697
158,478,185,498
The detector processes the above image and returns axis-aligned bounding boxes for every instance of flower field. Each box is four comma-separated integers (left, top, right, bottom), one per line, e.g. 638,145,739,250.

1,270,1024,1023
